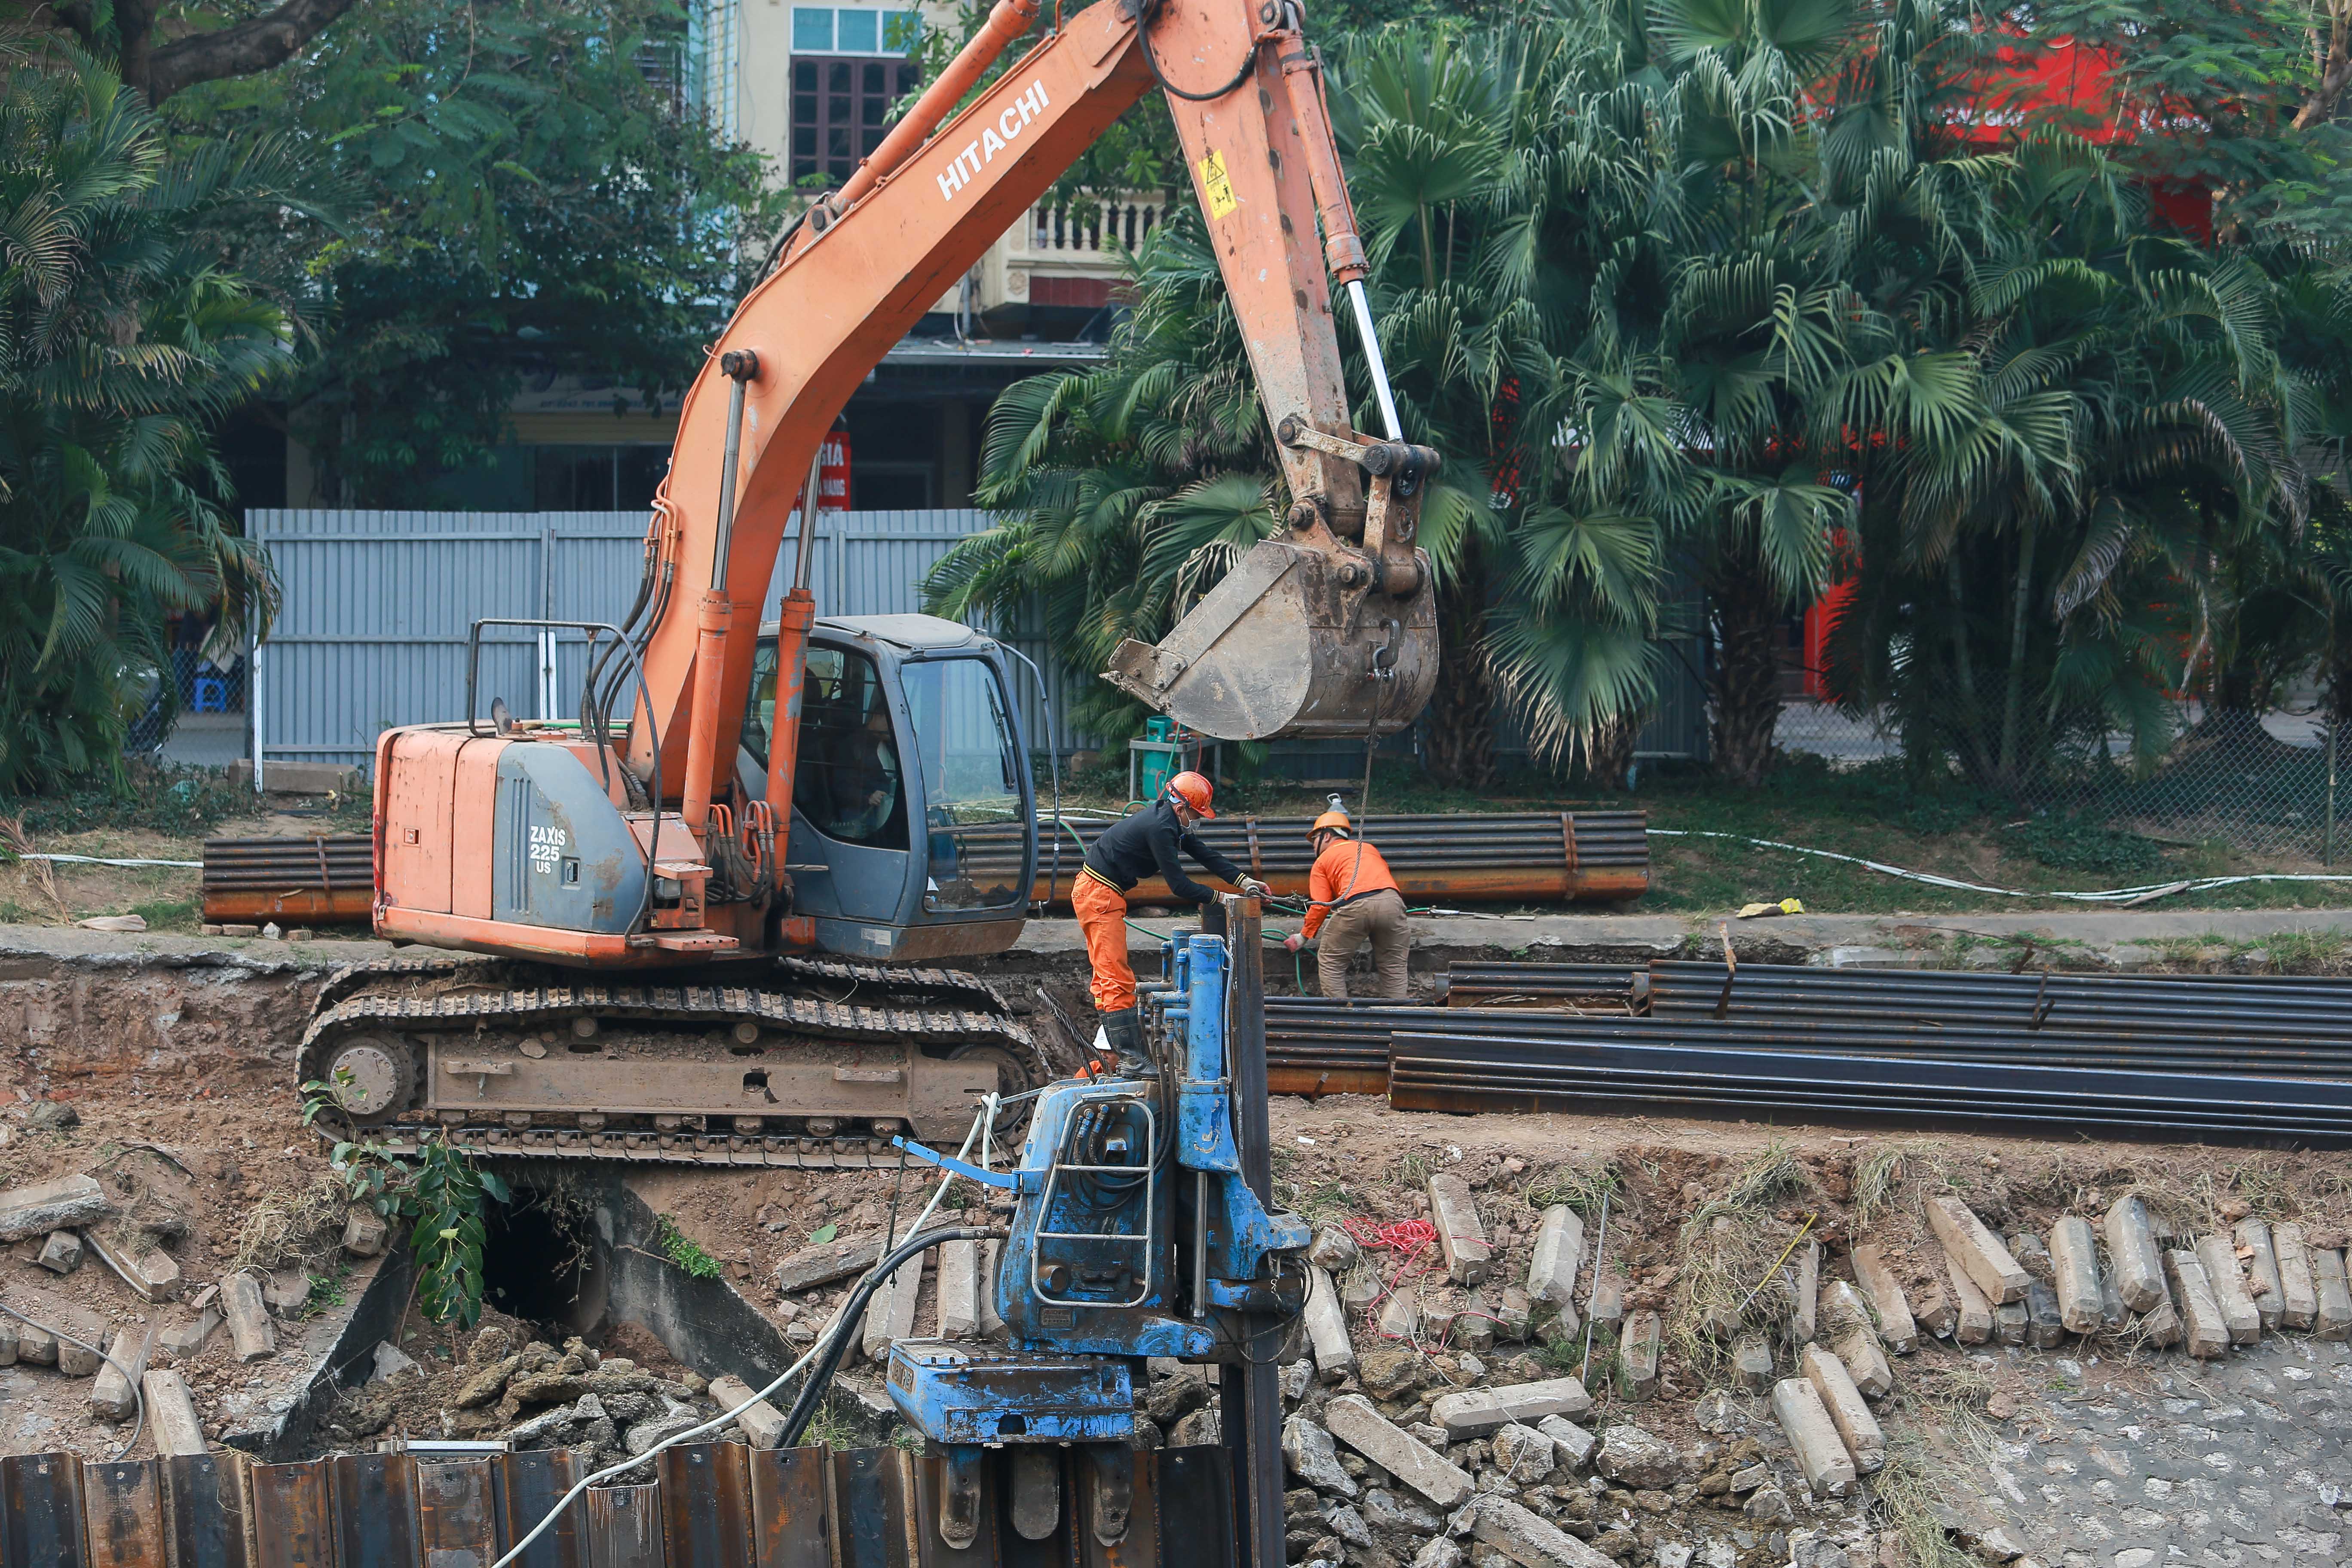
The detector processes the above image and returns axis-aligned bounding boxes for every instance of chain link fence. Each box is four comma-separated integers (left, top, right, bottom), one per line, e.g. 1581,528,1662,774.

1772,693,2349,864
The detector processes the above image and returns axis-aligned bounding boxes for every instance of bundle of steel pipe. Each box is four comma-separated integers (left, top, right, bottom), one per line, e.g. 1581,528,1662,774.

1437,962,1649,1008
201,834,374,924
1385,1027,2352,1144
1020,810,1648,907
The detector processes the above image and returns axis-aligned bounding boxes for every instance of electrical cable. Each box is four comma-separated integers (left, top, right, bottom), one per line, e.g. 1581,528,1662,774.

0,1300,143,1459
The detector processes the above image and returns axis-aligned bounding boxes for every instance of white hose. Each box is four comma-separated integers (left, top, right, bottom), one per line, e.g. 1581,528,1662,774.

486,1093,998,1568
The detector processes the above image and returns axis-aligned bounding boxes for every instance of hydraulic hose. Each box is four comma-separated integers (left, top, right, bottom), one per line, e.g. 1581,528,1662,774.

777,1223,1004,1446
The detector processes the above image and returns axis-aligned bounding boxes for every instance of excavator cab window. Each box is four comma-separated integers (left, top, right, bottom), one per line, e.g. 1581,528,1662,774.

899,656,1024,909
750,643,906,850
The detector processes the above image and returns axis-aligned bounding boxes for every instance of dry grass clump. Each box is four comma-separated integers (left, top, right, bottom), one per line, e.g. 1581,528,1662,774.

233,1175,349,1274
1669,1142,1813,1376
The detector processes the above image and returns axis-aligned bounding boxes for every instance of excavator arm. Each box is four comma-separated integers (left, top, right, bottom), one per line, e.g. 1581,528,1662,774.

631,0,1440,830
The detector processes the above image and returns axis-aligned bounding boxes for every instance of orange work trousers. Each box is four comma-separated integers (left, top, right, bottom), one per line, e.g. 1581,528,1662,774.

1072,870,1135,1012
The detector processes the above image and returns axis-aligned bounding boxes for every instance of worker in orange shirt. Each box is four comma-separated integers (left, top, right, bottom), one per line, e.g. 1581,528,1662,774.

1282,804,1409,998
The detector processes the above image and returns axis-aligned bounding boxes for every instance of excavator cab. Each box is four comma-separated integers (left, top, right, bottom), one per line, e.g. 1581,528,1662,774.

741,613,1036,962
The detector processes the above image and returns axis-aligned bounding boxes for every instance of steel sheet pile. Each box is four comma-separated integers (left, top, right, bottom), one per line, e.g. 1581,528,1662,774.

200,835,375,924
1274,960,2352,1143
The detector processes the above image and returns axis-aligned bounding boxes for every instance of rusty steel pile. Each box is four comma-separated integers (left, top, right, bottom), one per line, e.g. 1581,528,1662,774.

199,835,374,925
1271,960,2352,1144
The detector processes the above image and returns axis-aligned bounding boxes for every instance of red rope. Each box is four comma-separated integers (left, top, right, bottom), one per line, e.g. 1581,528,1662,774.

1341,1216,1443,1337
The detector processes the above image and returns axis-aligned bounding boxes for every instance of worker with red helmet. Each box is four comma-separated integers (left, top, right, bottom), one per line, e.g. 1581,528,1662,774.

1283,803,1409,998
1075,770,1271,1074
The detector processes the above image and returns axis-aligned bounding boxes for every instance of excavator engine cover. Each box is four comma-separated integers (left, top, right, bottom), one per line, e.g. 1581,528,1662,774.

1102,540,1438,741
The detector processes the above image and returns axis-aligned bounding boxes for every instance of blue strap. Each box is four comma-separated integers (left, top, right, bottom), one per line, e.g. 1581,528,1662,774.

889,1136,1019,1189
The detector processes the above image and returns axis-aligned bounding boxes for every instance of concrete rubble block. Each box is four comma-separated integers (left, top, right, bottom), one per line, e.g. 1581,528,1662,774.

2135,1296,2183,1350
1489,1423,1557,1482
42,1298,107,1377
1494,1287,1531,1342
1526,1206,1585,1335
936,1240,982,1341
1455,1298,1497,1354
1282,1412,1361,1498
978,1239,1005,1339
342,1209,389,1258
709,1374,787,1449
1303,1267,1358,1384
774,1234,884,1294
1412,1538,1465,1568
1357,1346,1424,1399
1926,1198,2029,1305
1787,1241,1825,1344
2096,1266,2128,1333
263,1270,311,1318
1817,1278,1869,1338
1341,1267,1384,1314
1732,1333,1773,1393
1617,1311,1661,1402
2162,1250,2230,1359
1420,1292,1462,1344
1797,1345,1883,1476
83,1230,182,1303
861,1253,925,1360
1532,1415,1597,1470
1323,1393,1473,1509
1363,1488,1443,1537
2311,1246,2352,1340
1430,1377,1593,1439
2023,1279,2065,1348
2006,1230,2054,1284
35,1231,83,1274
1323,1504,1374,1550
1588,1274,1624,1326
1280,1358,1312,1406
1459,1494,1618,1568
372,1340,419,1381
2047,1216,2103,1335
2103,1195,2166,1312
1911,1278,1953,1339
1993,1301,2027,1347
1592,1424,1679,1489
625,1414,702,1456
1942,1249,1994,1346
2193,1234,2262,1347
142,1369,208,1457
1832,1325,1892,1400
159,1302,221,1360
220,1273,276,1362
1769,1378,1857,1500
2269,1222,2319,1332
1428,1174,1493,1286
0,1175,113,1243
1309,1226,1361,1273
1378,1290,1421,1342
91,1325,149,1421
2234,1220,2285,1331
1848,1245,1917,1354
10,1305,54,1366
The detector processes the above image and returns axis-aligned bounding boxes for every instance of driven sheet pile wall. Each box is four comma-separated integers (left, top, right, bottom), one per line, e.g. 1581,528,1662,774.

0,1442,1234,1568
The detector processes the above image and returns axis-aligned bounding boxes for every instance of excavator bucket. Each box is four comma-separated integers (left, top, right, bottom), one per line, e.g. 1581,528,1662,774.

1102,540,1439,741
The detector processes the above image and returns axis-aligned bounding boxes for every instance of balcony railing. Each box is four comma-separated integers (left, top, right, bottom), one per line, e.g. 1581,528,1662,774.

1028,195,1165,261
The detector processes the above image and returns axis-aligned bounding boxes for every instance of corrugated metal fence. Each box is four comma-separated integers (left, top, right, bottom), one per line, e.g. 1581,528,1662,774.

247,508,1706,779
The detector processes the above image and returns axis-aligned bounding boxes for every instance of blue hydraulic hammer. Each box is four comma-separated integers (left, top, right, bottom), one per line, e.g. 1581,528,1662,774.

884,897,1304,1565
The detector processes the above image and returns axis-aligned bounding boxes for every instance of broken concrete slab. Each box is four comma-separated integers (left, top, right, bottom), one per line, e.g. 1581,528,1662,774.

1592,1424,1679,1488
342,1209,389,1257
1927,1197,2029,1305
2235,1220,2285,1332
2049,1216,2102,1335
91,1324,150,1421
2270,1222,2318,1332
1993,1300,2027,1347
1534,1415,1596,1470
1430,1376,1593,1439
2137,1295,2184,1350
1494,1286,1530,1342
46,1298,105,1376
1833,1325,1892,1400
1792,1239,1820,1345
1323,1393,1473,1509
83,1228,182,1303
1770,1378,1856,1499
1457,1494,1617,1568
1427,1174,1492,1286
158,1303,220,1360
2163,1250,2229,1359
1618,1311,1660,1403
861,1252,925,1360
978,1239,1004,1339
1377,1289,1420,1342
1303,1266,1357,1384
35,1231,83,1274
141,1369,206,1457
937,1240,982,1341
1911,1278,1953,1340
1817,1279,1871,1338
775,1234,884,1293
1527,1206,1583,1335
1849,1244,1916,1354
2103,1194,2166,1313
2194,1234,2262,1347
371,1340,419,1381
1489,1423,1556,1482
1733,1333,1773,1394
1309,1225,1361,1274
1798,1345,1883,1475
2311,1246,2352,1340
0,1174,112,1243
1942,1249,1994,1346
220,1272,275,1362
710,1373,787,1448
263,1270,310,1317
1282,1413,1360,1498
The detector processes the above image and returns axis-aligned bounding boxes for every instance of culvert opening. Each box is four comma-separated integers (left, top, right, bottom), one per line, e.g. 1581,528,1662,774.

482,1188,600,1339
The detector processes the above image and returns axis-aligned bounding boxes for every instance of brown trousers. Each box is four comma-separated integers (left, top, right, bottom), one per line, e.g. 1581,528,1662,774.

1317,888,1410,999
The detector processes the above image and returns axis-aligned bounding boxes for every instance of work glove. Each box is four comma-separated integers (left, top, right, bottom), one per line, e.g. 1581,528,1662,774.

1239,877,1273,899
1282,933,1304,953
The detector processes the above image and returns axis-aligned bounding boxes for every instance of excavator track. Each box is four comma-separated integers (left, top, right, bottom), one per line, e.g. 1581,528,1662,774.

299,954,1047,1168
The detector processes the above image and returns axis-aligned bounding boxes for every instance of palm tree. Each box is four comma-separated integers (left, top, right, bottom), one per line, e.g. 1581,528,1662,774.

0,44,302,790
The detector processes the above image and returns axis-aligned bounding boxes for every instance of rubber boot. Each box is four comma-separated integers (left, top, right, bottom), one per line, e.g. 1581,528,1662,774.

1099,1007,1152,1078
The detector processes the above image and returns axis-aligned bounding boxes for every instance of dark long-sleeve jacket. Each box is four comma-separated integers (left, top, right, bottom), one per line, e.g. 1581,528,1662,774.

1081,800,1245,905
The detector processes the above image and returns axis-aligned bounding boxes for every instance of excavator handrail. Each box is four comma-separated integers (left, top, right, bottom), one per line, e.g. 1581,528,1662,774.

464,615,664,935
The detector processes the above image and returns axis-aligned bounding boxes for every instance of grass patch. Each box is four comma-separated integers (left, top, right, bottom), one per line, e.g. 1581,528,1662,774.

1523,1158,1621,1218
1669,1143,1813,1378
654,1215,725,1280
130,896,202,933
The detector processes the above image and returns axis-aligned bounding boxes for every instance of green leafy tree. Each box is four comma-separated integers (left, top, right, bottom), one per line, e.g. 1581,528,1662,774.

0,43,299,790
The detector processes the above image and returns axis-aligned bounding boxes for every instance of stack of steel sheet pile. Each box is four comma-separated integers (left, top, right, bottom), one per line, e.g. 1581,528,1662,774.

1275,959,2352,1143
200,834,375,925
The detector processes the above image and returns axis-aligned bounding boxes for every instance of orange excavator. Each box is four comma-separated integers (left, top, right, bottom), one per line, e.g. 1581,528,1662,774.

301,0,1441,1164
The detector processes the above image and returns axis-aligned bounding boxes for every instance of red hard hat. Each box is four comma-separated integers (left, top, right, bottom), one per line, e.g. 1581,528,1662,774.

1167,771,1216,819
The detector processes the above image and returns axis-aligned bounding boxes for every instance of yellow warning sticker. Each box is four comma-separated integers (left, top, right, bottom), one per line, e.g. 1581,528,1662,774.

1197,149,1239,219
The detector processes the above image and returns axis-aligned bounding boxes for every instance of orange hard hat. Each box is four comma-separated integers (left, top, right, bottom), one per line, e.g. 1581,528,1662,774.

1166,771,1216,819
1310,809,1352,838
